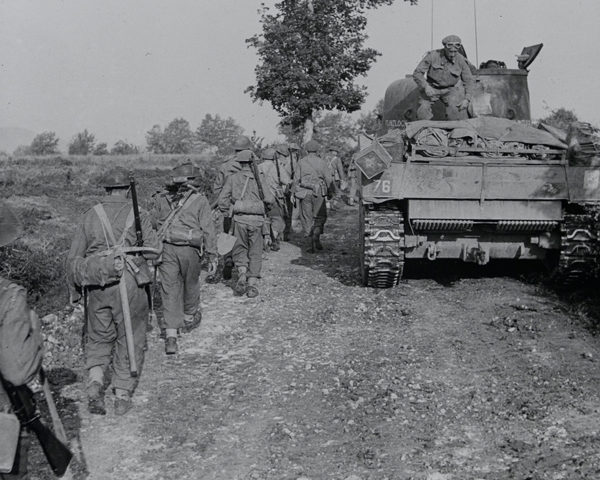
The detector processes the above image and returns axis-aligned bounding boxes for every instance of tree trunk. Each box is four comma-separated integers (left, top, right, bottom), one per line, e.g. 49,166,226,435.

302,114,314,145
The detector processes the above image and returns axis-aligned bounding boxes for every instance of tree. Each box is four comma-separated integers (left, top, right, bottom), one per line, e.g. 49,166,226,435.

68,129,96,155
357,99,384,136
146,124,166,154
111,140,139,155
162,118,194,154
93,142,109,156
28,132,60,155
538,107,579,132
195,114,245,154
246,0,416,143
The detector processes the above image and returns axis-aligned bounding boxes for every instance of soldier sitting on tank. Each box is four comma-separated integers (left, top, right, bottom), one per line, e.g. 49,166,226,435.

413,35,475,121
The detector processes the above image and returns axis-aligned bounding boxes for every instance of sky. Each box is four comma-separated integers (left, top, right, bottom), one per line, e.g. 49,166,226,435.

1,0,599,149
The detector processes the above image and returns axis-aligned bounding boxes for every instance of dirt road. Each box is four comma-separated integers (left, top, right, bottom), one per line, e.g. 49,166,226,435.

33,206,600,480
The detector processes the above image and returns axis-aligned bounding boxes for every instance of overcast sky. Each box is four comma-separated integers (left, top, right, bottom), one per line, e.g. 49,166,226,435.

1,0,599,148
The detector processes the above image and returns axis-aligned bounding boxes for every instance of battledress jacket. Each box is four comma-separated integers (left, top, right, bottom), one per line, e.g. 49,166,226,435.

66,196,160,303
258,160,291,199
0,277,44,411
150,191,217,257
413,49,474,100
294,153,334,198
218,167,275,227
211,155,243,205
325,154,345,182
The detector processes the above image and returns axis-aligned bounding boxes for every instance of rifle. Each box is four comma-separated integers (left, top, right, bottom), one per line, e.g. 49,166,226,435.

249,153,271,240
1,375,73,477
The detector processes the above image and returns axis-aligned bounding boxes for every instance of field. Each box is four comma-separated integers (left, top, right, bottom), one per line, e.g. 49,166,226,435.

4,155,600,479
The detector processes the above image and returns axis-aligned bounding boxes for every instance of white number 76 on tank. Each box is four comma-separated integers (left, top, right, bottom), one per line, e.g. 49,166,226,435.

373,178,392,195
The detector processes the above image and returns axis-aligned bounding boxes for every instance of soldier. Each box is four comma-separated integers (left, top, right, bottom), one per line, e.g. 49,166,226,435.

324,146,347,210
218,150,275,298
347,157,358,206
0,201,44,479
150,162,217,355
259,148,291,251
211,135,253,280
413,35,474,121
293,140,334,253
66,167,160,415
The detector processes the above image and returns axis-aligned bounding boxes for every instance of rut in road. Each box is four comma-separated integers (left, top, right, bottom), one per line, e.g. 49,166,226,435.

70,207,600,480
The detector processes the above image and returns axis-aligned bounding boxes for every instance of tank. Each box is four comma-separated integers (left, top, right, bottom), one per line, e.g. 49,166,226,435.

356,44,600,288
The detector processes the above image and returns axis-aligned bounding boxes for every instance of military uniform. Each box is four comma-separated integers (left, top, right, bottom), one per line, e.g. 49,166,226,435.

259,148,291,249
218,152,274,297
66,168,159,414
347,158,358,206
413,36,474,121
294,140,334,252
151,163,217,355
325,149,346,209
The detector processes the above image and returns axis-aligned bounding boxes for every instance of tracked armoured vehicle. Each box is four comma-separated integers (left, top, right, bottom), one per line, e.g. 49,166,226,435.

356,44,600,288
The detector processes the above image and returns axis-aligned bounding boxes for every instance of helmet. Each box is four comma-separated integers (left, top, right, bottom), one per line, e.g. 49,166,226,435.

304,140,320,152
172,161,200,180
275,145,289,157
100,167,130,189
0,201,22,247
232,135,253,151
288,142,300,151
237,150,254,163
329,146,340,153
442,35,462,46
261,148,276,160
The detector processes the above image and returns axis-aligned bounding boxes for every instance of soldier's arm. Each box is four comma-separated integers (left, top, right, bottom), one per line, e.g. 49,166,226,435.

65,218,89,302
218,177,233,213
459,56,475,100
0,282,43,386
413,52,432,90
196,196,217,256
260,172,276,205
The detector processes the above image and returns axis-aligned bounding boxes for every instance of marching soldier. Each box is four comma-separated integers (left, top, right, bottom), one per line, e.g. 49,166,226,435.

150,162,217,355
66,167,160,415
218,151,275,297
211,135,254,280
0,201,44,478
293,140,334,253
259,148,291,251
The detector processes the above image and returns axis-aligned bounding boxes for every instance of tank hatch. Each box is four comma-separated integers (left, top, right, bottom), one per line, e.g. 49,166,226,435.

517,44,543,70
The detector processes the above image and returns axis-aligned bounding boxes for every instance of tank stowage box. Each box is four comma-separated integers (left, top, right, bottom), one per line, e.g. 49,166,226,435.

356,44,600,288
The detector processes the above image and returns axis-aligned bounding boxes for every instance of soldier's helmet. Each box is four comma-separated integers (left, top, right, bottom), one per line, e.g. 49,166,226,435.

442,35,461,46
304,140,320,152
237,150,254,163
275,145,289,157
232,135,253,151
0,201,22,247
100,166,130,189
288,142,300,151
329,146,340,153
261,148,276,160
172,161,200,182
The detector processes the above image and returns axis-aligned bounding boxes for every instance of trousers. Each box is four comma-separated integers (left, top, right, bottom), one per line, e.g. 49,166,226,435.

232,221,263,278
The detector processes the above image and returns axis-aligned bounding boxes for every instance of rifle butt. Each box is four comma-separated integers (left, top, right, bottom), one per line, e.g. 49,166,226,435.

27,418,73,477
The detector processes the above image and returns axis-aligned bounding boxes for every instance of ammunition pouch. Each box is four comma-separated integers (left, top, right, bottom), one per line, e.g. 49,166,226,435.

0,411,20,474
232,200,265,216
164,225,204,251
125,256,152,286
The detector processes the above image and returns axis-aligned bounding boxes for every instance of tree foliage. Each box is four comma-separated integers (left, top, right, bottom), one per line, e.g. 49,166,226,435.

146,119,194,154
68,129,96,155
28,132,60,155
246,0,416,137
146,125,166,154
195,114,244,154
111,140,139,155
357,99,384,136
538,107,579,132
93,142,109,156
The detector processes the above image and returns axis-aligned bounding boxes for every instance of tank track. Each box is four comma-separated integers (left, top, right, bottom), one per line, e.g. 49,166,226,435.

556,207,600,286
360,202,405,288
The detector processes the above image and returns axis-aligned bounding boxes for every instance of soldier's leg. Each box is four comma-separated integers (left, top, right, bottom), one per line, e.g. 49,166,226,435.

179,245,203,333
441,85,466,120
416,89,438,120
348,173,357,206
313,195,328,251
158,244,185,331
246,225,263,298
222,216,234,280
232,221,250,295
112,272,148,414
299,196,314,237
270,200,285,251
283,195,293,240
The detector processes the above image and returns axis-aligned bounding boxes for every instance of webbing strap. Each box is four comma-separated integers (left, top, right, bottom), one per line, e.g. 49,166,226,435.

93,204,134,248
239,176,250,201
157,192,199,239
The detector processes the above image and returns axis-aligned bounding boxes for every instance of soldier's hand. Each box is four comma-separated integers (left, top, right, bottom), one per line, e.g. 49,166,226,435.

114,256,125,273
208,260,218,275
424,84,436,98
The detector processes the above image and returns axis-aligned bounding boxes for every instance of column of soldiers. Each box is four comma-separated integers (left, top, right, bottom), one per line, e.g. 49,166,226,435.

0,134,355,477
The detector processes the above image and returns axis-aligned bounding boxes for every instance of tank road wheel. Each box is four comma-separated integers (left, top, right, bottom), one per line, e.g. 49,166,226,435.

359,201,405,288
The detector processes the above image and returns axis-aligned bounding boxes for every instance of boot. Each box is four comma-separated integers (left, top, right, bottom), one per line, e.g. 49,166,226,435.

313,227,323,251
247,278,259,298
305,235,315,253
114,389,133,416
165,336,178,355
181,310,202,334
222,257,233,280
270,233,280,251
235,269,248,296
87,381,106,415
